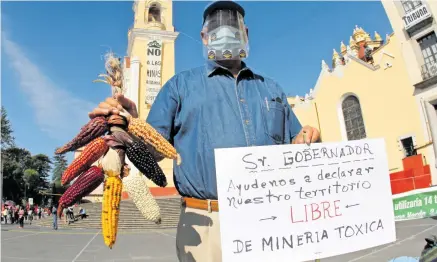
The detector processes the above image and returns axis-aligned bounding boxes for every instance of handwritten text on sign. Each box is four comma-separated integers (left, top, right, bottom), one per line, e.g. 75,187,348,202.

215,138,396,262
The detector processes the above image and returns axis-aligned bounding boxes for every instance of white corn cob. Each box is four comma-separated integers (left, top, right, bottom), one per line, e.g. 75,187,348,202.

122,172,161,224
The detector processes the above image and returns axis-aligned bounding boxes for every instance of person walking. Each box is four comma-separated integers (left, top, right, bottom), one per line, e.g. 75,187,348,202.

27,208,33,225
37,207,41,220
18,208,24,228
88,1,320,261
11,207,16,224
67,206,74,222
2,208,8,224
52,205,58,230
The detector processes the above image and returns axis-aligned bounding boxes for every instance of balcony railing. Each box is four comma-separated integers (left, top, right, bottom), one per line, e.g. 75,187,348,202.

420,61,437,81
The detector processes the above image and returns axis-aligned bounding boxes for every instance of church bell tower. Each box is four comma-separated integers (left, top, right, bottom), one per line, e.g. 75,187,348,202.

123,0,179,195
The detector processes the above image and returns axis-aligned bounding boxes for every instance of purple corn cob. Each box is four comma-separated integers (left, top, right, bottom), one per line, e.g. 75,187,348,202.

57,166,105,217
55,117,108,154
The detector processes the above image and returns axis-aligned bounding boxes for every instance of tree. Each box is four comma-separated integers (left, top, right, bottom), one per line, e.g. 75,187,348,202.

52,154,68,187
23,169,39,199
0,107,53,204
30,154,52,181
1,106,15,149
51,154,69,204
1,148,52,204
1,147,31,201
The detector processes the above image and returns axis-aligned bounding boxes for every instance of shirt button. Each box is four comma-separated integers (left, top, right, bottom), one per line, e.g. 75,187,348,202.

240,99,245,103
245,120,249,125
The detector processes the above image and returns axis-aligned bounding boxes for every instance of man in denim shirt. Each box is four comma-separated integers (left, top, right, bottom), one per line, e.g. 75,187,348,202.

89,1,320,261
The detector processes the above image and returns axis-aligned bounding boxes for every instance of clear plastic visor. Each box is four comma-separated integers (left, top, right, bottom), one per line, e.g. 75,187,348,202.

202,10,248,44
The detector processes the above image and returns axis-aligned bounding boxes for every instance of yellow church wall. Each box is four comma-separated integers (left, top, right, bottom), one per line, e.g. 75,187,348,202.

129,40,176,188
290,34,431,173
129,0,177,189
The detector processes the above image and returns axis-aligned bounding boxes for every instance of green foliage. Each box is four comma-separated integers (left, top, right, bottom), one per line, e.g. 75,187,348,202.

1,106,15,149
52,154,68,185
1,106,53,205
51,154,69,204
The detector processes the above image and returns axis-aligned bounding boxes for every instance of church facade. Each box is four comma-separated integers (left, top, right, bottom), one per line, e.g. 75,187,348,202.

79,1,436,201
121,0,179,196
288,25,436,192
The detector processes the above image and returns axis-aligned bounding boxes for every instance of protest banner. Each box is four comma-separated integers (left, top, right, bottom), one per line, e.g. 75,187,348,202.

145,39,163,105
215,138,396,262
393,187,437,221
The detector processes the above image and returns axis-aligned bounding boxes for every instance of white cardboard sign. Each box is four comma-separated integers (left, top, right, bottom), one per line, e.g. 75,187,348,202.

215,138,396,262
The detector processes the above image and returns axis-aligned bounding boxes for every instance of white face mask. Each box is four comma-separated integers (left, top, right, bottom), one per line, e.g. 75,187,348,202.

207,26,243,51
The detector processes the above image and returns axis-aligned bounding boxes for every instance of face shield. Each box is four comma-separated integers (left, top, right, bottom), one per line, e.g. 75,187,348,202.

202,9,249,61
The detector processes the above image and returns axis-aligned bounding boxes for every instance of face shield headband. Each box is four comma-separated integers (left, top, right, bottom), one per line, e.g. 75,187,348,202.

202,9,249,61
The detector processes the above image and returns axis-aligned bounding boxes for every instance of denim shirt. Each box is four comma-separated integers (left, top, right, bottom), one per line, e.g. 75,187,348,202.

146,61,302,200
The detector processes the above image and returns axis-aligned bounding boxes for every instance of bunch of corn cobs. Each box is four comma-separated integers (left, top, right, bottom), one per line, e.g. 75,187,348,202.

55,53,180,249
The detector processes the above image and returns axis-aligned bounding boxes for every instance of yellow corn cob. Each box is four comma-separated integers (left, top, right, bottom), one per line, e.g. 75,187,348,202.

101,148,123,249
127,117,181,165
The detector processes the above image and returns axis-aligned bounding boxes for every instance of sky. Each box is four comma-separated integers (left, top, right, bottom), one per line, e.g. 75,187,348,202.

1,1,394,171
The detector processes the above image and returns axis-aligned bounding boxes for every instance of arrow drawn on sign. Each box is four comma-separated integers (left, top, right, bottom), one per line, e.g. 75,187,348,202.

345,203,360,208
260,216,277,221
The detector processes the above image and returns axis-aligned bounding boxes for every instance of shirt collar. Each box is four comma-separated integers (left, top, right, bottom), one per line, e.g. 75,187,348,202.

206,60,254,78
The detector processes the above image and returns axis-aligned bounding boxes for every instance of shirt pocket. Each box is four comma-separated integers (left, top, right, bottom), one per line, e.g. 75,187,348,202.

261,100,286,144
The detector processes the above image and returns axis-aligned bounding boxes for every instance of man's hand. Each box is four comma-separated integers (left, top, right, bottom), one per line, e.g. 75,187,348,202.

88,93,138,119
292,125,320,145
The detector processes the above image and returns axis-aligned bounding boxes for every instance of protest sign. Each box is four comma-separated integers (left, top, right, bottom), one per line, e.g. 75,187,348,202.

215,138,396,262
145,39,163,105
393,187,437,221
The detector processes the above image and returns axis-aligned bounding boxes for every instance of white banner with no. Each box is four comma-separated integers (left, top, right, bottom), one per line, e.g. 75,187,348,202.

145,39,163,105
215,138,396,262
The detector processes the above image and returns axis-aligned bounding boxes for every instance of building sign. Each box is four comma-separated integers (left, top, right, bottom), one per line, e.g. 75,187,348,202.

403,4,432,30
145,39,163,105
215,138,396,262
393,187,437,221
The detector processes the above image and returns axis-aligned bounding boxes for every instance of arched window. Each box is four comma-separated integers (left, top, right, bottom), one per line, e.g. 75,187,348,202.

148,3,161,23
342,95,366,140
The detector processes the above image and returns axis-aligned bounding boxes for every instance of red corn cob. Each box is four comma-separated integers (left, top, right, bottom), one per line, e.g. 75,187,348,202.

61,137,109,185
57,166,105,217
55,117,108,154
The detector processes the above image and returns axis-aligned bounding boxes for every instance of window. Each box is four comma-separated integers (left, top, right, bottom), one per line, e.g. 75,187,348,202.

342,95,366,141
419,32,437,64
418,32,437,78
148,3,161,23
401,0,422,13
400,137,417,157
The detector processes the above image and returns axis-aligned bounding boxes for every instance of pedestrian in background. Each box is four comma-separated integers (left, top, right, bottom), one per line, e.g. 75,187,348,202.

27,208,33,225
18,208,24,228
2,208,8,224
52,205,58,230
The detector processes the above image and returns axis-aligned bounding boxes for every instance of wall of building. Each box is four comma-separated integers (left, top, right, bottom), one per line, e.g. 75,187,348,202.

289,34,433,178
126,0,178,191
381,1,437,86
381,0,437,183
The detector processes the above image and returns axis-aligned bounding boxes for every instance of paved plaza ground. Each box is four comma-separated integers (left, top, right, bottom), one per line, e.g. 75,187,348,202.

1,217,436,262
